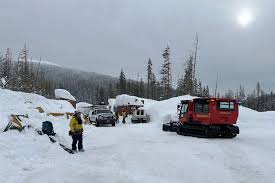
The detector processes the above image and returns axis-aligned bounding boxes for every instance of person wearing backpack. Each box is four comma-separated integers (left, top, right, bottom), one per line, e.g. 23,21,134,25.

69,111,84,152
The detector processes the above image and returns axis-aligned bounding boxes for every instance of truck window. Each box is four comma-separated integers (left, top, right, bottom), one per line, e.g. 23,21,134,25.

217,101,235,111
194,100,209,113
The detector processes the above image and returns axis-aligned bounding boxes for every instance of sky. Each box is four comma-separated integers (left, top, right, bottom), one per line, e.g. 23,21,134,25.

0,0,274,94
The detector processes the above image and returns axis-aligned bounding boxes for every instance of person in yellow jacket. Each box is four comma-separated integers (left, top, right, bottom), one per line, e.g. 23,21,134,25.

69,111,84,152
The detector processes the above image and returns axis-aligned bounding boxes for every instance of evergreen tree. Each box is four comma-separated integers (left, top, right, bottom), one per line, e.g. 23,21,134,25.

147,58,153,98
238,85,246,102
119,69,126,94
182,55,194,95
139,77,145,97
224,88,234,98
256,82,261,111
160,45,172,99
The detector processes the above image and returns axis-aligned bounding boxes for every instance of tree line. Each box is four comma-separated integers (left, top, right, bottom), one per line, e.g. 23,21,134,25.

117,36,210,100
0,44,274,112
224,82,275,112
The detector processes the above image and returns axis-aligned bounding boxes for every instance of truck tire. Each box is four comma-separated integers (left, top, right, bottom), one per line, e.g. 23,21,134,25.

112,122,115,126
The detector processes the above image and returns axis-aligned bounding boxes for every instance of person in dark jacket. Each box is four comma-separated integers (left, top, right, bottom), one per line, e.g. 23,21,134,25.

69,111,84,152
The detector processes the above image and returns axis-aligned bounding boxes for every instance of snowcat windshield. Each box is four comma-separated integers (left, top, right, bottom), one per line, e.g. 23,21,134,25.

180,104,188,114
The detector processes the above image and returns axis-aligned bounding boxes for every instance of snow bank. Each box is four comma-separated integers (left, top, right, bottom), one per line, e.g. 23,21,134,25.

76,102,92,116
114,94,155,107
54,89,76,101
0,89,75,131
76,102,92,108
145,95,195,124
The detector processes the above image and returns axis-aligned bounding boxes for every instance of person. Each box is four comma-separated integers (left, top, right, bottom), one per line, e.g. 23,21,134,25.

122,110,127,124
115,112,119,123
69,111,84,152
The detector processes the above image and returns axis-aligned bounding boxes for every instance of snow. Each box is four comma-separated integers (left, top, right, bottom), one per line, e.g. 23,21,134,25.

114,94,155,107
76,102,92,116
0,89,75,130
1,89,275,183
54,89,76,101
145,95,195,123
76,102,92,108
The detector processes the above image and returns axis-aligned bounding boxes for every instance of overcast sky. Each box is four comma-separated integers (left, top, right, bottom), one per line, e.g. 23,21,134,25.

0,0,274,94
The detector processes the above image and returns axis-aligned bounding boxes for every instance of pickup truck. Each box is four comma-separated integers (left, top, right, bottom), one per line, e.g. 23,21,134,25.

89,109,116,127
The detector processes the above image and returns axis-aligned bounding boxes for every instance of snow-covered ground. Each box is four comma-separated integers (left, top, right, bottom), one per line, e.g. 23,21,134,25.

1,89,275,183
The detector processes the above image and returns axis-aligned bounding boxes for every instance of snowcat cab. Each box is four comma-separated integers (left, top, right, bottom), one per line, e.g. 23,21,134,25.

163,98,239,138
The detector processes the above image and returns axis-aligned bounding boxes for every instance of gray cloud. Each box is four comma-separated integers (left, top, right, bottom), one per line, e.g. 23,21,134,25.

0,0,274,94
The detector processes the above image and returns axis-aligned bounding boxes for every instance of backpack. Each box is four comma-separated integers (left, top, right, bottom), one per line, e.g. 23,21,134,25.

42,121,55,136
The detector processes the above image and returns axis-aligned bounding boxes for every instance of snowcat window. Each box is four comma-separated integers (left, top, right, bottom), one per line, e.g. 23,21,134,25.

180,104,188,114
217,101,235,111
137,110,140,115
194,100,209,113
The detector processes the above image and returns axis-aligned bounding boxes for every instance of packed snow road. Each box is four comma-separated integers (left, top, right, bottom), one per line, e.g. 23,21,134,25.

1,117,275,183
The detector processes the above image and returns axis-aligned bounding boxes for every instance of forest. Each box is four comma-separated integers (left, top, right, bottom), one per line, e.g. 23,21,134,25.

0,44,274,112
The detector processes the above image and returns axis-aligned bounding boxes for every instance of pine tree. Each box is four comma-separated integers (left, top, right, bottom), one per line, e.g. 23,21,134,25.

151,73,157,100
197,80,203,96
119,69,126,94
160,45,172,99
256,82,261,111
147,58,153,98
139,77,145,97
182,55,194,95
16,45,35,92
224,88,234,98
1,48,12,80
238,85,246,102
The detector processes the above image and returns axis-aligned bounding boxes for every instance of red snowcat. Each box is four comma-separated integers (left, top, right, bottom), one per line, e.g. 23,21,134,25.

162,98,239,138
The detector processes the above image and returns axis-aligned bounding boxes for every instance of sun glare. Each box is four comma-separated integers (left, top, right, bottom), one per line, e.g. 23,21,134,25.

237,9,254,27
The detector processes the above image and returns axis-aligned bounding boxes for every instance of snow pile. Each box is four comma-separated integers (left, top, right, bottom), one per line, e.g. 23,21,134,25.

76,102,92,116
54,89,76,101
108,98,115,106
145,95,195,124
114,94,155,107
0,89,75,131
76,102,92,108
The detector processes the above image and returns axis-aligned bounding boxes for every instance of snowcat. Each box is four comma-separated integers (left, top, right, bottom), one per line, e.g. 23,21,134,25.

162,98,239,138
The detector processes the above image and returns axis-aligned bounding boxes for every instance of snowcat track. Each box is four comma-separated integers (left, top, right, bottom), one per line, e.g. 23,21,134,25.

176,124,239,138
162,122,179,132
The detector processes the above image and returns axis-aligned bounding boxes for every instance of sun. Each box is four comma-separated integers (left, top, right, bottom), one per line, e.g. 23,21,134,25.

237,9,254,27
